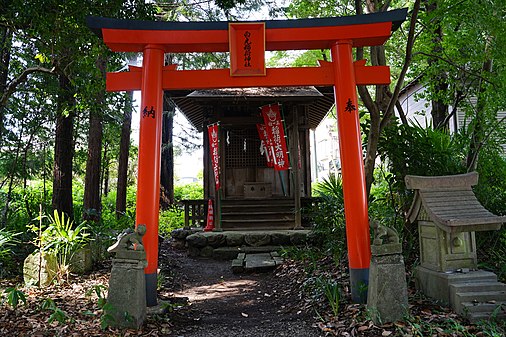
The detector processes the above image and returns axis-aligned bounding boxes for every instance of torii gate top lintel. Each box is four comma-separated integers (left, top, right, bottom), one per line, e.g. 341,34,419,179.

87,8,407,53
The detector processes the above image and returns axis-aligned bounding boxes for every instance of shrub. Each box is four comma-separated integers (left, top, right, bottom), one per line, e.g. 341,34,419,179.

30,210,90,283
308,174,347,262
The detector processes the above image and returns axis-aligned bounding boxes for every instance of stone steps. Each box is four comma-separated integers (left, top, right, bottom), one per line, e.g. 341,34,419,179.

450,279,506,322
221,198,295,230
462,305,506,323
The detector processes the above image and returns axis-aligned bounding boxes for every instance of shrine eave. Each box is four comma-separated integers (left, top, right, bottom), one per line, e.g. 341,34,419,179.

86,8,408,53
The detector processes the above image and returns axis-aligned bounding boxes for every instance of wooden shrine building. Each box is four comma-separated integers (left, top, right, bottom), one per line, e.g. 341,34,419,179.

170,86,334,230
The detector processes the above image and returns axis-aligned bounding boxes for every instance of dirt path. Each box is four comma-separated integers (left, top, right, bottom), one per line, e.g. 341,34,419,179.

158,243,325,337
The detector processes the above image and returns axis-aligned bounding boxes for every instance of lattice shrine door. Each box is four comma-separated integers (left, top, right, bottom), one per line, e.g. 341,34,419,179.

222,125,288,199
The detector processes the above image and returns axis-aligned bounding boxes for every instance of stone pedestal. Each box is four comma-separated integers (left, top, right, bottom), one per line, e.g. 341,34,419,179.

367,243,408,324
107,258,147,329
106,225,148,329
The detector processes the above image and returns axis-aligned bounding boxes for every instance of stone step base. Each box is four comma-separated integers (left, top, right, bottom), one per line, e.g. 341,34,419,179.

461,301,506,323
231,252,284,274
455,290,506,304
444,273,506,322
213,246,284,260
450,281,506,294
416,266,506,323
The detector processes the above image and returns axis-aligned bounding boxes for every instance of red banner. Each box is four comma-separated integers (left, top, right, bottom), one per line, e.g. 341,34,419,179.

207,124,220,190
256,124,274,167
261,104,290,170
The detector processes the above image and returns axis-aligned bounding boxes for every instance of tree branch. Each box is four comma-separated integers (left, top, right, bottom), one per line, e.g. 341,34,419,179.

414,51,496,86
380,0,421,132
0,66,55,108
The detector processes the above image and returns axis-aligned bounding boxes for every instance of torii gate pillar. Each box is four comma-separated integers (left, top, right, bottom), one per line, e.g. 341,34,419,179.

136,45,164,306
331,41,370,302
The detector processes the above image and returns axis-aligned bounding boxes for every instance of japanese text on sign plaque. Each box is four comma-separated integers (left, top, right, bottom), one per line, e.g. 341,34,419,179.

228,23,266,76
244,31,252,67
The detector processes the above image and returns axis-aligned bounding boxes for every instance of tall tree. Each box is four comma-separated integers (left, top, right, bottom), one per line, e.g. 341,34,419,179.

83,55,106,221
0,25,11,143
116,91,134,219
52,72,75,218
160,93,175,208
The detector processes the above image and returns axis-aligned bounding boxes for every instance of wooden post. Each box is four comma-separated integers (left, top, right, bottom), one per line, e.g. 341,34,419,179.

291,106,302,229
331,41,371,303
135,45,164,307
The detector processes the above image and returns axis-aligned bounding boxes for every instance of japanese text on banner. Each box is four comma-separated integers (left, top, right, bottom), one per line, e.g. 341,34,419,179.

256,124,274,167
207,124,221,190
261,104,289,171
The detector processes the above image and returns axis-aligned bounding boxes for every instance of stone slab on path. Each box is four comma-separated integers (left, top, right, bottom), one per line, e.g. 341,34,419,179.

232,252,283,274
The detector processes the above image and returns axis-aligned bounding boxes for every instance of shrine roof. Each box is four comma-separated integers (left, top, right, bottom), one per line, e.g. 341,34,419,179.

405,173,505,233
169,86,335,132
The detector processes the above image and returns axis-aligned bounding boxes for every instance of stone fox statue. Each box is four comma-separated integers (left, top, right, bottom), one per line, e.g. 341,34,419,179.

370,219,399,246
108,224,146,253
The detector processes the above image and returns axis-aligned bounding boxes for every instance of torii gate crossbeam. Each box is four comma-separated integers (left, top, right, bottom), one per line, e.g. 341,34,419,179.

87,8,407,306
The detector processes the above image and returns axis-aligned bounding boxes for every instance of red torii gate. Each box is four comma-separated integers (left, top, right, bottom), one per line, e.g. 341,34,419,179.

87,8,407,306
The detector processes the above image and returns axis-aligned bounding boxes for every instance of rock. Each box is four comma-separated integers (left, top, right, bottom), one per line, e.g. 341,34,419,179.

289,232,308,245
213,247,241,260
244,233,271,247
231,258,245,274
226,232,244,246
23,251,58,287
186,233,208,248
171,228,194,241
270,232,291,245
200,246,215,258
188,246,200,257
69,246,93,274
171,239,187,250
206,234,226,248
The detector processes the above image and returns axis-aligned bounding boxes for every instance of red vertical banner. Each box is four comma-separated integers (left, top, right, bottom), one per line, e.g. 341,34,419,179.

256,123,274,167
208,123,221,190
261,104,290,171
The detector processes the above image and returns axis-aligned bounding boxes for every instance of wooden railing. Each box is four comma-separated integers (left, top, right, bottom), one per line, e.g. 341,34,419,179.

181,197,323,229
181,199,207,228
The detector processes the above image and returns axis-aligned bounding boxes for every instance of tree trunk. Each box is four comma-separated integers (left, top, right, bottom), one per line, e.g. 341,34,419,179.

102,143,110,197
115,91,133,218
52,73,75,219
0,26,12,144
424,1,449,130
83,57,106,222
160,92,175,209
0,124,22,227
